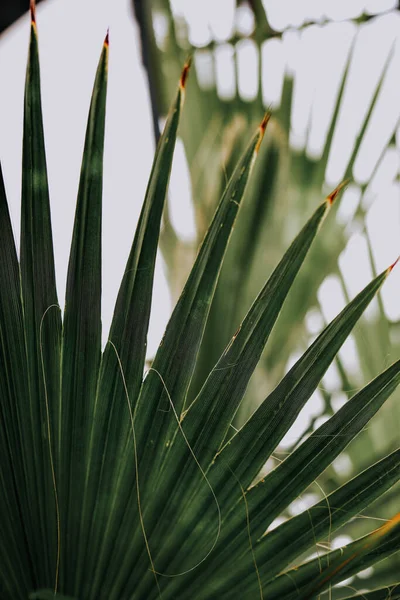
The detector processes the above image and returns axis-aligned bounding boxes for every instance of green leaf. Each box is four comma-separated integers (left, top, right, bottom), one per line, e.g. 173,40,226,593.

125,186,346,596
0,160,34,598
139,114,269,433
144,186,344,586
77,63,190,597
243,356,400,541
341,583,400,600
226,447,400,592
58,34,108,589
167,356,400,599
2,8,400,599
343,44,395,182
189,116,289,401
135,115,270,471
309,43,353,186
29,591,77,600
216,266,390,498
100,115,270,599
107,61,190,401
181,186,342,471
19,11,62,588
265,513,400,600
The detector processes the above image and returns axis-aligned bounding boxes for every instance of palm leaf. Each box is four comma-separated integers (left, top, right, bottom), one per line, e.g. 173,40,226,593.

140,9,400,590
19,4,61,589
1,6,399,600
59,31,108,591
145,1,400,424
260,515,400,600
341,583,400,600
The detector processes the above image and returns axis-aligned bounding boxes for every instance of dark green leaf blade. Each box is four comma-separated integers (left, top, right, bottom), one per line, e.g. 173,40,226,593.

107,59,191,401
134,114,270,473
78,63,191,598
0,160,33,597
341,584,400,600
222,447,400,594
29,591,77,600
140,112,270,430
143,186,345,593
248,515,400,600
19,9,62,588
190,116,288,403
101,115,271,600
181,184,345,470
243,356,400,542
286,513,400,600
217,265,392,496
58,34,108,590
164,352,400,599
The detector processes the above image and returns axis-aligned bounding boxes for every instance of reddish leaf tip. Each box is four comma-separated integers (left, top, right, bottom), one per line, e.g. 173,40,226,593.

255,112,271,154
30,0,36,23
327,179,349,206
179,57,192,90
368,512,400,547
387,256,399,274
260,112,270,134
379,512,400,535
104,28,109,47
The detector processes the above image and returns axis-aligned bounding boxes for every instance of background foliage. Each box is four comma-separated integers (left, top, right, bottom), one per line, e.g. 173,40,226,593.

132,1,400,595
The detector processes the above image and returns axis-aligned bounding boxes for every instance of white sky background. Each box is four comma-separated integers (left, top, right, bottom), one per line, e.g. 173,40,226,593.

0,0,399,384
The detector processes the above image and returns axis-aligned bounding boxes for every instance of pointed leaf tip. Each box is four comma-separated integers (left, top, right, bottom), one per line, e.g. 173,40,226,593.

255,112,271,154
377,512,400,537
260,112,271,134
327,179,349,206
30,0,36,23
358,512,400,558
179,57,192,90
387,256,400,274
104,29,109,47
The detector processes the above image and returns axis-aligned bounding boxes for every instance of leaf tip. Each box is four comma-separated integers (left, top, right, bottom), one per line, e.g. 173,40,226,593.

255,112,271,154
383,512,400,531
380,512,400,535
179,56,192,91
387,256,399,275
368,512,400,548
104,28,110,48
30,0,36,24
327,179,349,206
